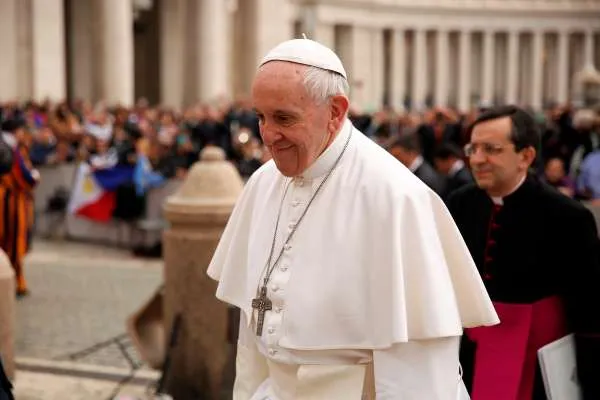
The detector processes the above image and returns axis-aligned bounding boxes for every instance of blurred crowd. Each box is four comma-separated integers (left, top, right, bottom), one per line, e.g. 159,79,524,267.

0,98,599,202
366,103,600,202
0,97,268,182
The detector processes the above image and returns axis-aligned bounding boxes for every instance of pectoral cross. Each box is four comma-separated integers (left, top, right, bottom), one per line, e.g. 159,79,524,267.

251,286,272,336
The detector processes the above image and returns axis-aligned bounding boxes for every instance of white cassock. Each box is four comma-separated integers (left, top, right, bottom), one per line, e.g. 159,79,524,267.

207,119,499,399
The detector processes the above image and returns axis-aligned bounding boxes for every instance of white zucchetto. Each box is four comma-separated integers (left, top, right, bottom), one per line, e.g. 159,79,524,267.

259,38,348,80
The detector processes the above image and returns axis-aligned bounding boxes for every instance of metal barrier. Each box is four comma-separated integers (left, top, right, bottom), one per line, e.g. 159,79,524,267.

33,163,182,247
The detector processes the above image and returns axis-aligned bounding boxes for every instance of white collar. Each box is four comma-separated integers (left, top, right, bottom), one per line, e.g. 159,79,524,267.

490,174,526,205
448,160,465,177
409,155,424,173
297,118,352,180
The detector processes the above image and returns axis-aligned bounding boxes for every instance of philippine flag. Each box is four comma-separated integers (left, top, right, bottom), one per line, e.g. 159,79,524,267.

67,162,134,223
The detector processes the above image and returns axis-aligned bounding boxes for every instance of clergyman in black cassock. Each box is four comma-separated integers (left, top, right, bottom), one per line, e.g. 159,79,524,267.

447,105,600,400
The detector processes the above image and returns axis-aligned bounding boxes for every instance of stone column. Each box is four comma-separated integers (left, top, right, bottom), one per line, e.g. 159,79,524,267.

390,29,407,111
435,29,449,107
458,30,472,112
482,30,495,104
31,0,66,101
371,28,385,110
0,251,15,380
250,0,293,78
314,23,335,51
298,3,317,39
68,0,96,102
584,29,595,67
505,30,519,105
0,0,18,102
556,30,570,104
197,0,231,103
342,25,371,111
333,25,351,70
163,146,244,399
531,30,544,110
14,0,31,100
101,0,134,106
412,28,427,110
160,0,186,109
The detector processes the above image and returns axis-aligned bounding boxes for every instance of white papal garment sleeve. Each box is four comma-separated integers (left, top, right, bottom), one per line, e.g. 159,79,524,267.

373,336,462,400
233,312,269,400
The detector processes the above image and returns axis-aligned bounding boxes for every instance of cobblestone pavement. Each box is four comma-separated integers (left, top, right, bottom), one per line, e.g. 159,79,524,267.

13,364,159,400
16,239,163,370
14,371,145,400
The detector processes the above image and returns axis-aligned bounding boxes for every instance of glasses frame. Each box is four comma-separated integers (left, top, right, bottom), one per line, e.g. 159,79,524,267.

464,142,516,157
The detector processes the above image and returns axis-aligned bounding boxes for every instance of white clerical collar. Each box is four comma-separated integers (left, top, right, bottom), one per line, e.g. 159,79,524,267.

490,174,526,205
408,155,424,173
448,160,465,177
297,118,352,180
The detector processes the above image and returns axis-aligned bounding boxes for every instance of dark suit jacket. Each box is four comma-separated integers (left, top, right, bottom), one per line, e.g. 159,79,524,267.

444,166,473,200
414,161,447,197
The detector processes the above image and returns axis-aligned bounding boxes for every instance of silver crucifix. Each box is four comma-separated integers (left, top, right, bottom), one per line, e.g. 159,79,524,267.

251,286,273,336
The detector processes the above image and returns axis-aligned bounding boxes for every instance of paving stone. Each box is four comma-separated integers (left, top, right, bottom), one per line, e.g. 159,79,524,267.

15,239,163,370
13,370,153,400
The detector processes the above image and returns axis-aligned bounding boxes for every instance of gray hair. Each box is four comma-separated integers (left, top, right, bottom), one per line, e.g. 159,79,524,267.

302,66,349,105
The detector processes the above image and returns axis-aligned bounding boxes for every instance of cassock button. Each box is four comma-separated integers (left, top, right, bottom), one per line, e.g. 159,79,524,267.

267,327,275,334
284,244,291,251
272,284,279,292
268,348,277,356
280,265,288,272
275,307,282,313
292,201,301,207
288,222,296,229
483,273,492,280
296,179,304,187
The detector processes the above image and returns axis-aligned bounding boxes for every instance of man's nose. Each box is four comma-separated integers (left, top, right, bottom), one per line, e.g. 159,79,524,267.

260,122,281,145
469,151,486,165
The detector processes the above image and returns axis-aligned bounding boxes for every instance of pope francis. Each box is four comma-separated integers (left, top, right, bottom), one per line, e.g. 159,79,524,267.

207,38,499,399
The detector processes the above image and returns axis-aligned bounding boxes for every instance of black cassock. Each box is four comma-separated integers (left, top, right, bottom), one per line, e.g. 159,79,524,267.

447,175,600,400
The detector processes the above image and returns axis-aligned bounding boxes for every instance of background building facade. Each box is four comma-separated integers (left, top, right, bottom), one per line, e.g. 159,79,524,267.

0,0,599,111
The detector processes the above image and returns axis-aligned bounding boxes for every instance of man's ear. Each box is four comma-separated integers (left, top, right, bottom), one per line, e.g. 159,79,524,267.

329,95,349,132
521,146,537,169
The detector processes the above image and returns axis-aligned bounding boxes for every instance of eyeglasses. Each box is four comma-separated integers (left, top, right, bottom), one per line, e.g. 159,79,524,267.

464,143,513,157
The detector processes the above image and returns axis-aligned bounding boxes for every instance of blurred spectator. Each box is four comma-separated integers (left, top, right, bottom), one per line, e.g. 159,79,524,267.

417,107,462,164
568,109,599,178
29,126,57,166
543,157,576,198
133,137,165,196
577,149,600,201
433,142,473,200
237,136,263,180
388,131,447,197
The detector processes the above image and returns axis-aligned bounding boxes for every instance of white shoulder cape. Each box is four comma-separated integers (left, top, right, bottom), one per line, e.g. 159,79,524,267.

207,128,499,349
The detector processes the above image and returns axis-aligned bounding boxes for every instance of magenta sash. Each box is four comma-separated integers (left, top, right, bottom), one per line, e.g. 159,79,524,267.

465,296,568,400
